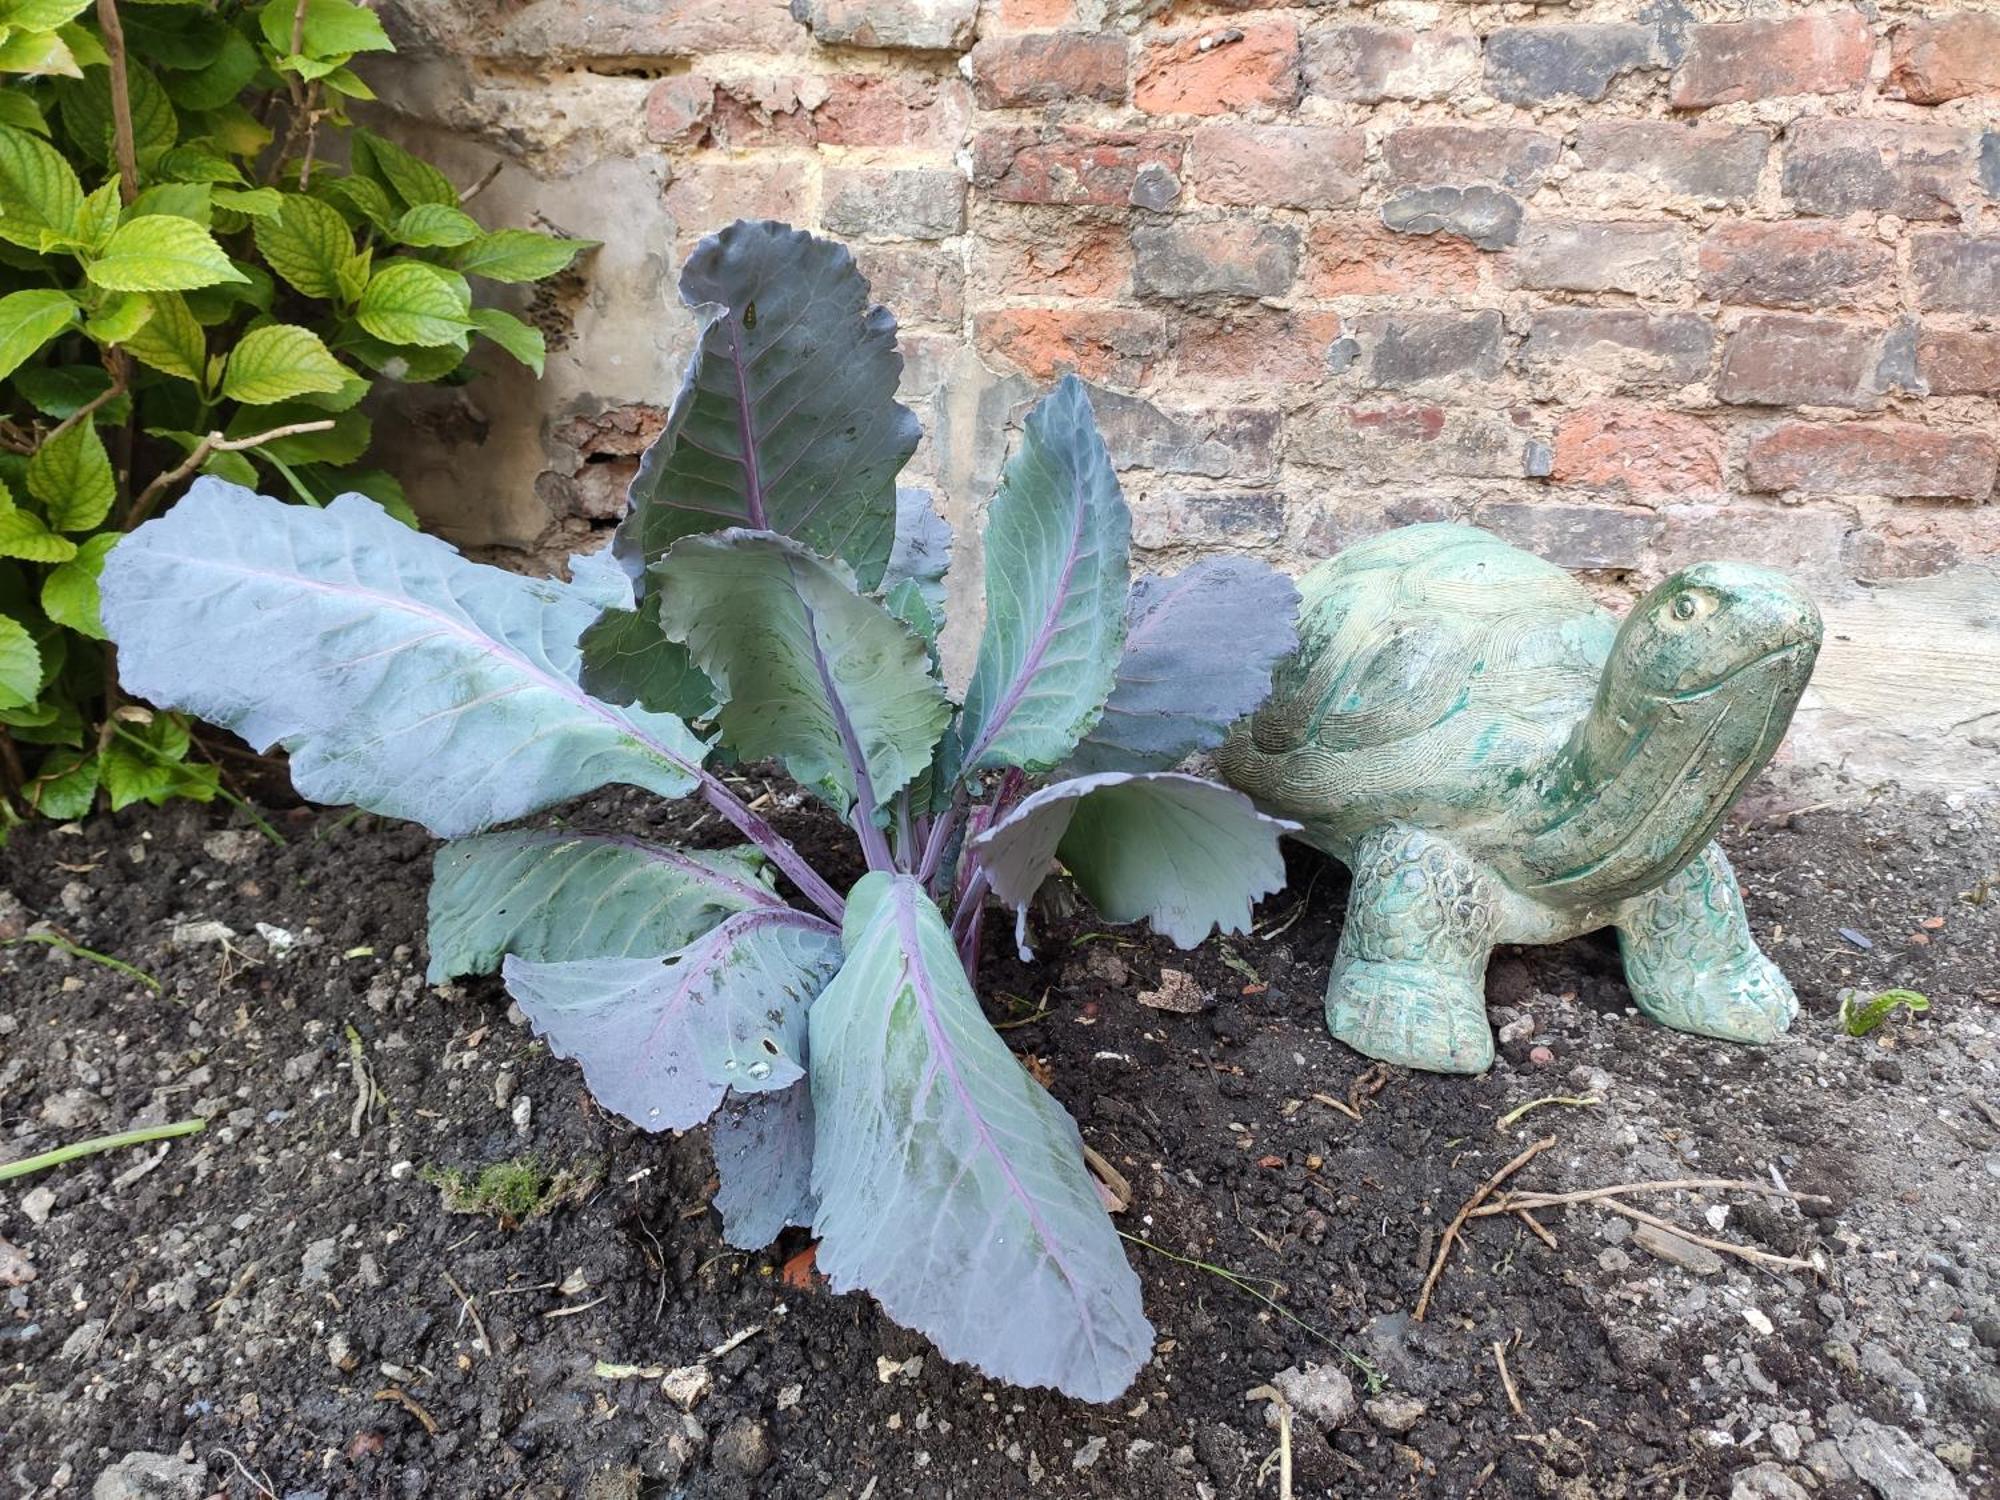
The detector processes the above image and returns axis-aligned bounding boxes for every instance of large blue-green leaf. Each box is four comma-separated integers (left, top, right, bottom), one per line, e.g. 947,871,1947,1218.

577,594,716,720
1068,558,1302,774
971,772,1297,949
502,907,842,1133
712,1083,817,1250
810,872,1151,1401
426,830,779,983
654,530,950,820
882,486,952,616
613,219,917,592
98,480,708,837
956,377,1130,777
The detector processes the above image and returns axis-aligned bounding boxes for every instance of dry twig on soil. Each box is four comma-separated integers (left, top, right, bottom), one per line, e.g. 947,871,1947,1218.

1245,1385,1293,1500
1415,1136,1555,1321
1493,1338,1525,1417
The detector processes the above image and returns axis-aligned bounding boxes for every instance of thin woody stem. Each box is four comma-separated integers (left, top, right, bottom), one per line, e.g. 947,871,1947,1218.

95,0,139,205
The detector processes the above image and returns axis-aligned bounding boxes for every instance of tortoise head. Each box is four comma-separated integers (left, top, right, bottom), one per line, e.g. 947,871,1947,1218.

1524,563,1821,906
1605,562,1822,751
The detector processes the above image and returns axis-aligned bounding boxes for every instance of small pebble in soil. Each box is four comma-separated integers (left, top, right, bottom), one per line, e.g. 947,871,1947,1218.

712,1418,771,1478
1364,1393,1426,1434
1071,1436,1106,1471
1269,1362,1355,1431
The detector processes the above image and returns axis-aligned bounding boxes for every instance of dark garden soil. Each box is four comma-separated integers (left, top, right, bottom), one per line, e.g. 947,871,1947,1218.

2,770,1997,1500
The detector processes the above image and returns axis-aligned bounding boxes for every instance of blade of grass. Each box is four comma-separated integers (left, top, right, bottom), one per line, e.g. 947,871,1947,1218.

5,931,162,991
0,1118,206,1182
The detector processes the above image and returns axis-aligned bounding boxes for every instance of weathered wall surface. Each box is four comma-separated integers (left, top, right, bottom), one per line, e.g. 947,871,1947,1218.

364,0,1999,794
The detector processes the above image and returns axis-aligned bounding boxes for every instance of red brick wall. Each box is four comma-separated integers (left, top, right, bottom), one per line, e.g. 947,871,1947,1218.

377,0,1999,596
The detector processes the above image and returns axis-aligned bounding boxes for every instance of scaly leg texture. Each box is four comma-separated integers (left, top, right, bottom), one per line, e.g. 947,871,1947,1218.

1617,843,1797,1043
1328,826,1499,1074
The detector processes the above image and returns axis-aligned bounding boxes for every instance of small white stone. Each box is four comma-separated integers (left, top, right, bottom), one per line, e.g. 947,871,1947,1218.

1742,1307,1774,1336
661,1364,711,1410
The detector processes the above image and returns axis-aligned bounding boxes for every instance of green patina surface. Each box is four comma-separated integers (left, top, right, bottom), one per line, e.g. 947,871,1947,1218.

1219,523,1823,1075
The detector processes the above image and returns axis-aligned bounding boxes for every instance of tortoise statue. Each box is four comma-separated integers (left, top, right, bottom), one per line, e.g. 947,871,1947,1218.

1216,523,1822,1074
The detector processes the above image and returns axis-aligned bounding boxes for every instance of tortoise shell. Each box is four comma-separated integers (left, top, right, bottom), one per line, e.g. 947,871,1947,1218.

1220,524,1618,855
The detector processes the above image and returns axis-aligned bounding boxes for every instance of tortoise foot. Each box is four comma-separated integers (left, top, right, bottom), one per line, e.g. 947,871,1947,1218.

1327,959,1495,1074
1618,842,1800,1045
1628,949,1798,1043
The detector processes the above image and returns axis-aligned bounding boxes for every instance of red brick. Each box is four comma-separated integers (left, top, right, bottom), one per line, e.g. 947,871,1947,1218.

970,32,1128,108
665,159,815,236
822,168,964,240
993,0,1072,27
792,0,978,52
816,74,971,147
972,128,1184,208
1746,422,1998,501
974,306,1169,385
1131,491,1286,551
1304,216,1484,297
850,244,964,326
1293,404,1540,483
1135,21,1300,116
1307,25,1479,102
644,75,715,145
1670,14,1871,108
1189,125,1364,210
1780,119,1978,221
1916,330,2000,395
1911,233,2000,313
1697,223,1895,311
974,210,1132,297
1719,316,1881,409
1553,405,1723,497
1889,15,2000,104
1521,310,1715,391
1382,126,1560,190
1176,309,1345,385
1473,501,1664,571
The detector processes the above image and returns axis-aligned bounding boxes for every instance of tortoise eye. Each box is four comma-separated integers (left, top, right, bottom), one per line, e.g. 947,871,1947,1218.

1672,594,1698,621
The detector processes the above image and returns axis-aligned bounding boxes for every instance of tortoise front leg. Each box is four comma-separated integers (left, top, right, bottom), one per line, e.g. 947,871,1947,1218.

1617,842,1798,1043
1328,826,1499,1074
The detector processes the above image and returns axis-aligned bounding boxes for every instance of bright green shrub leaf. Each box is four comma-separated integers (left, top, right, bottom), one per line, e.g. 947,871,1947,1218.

258,0,392,59
23,747,96,818
469,305,544,374
40,531,115,638
122,288,204,382
53,19,103,67
0,26,81,76
87,214,247,291
355,260,471,347
449,227,593,283
0,509,75,562
72,177,120,249
213,186,280,218
0,122,83,249
102,714,217,810
319,64,375,100
220,322,347,404
351,128,455,209
27,417,114,530
0,611,39,707
252,190,352,300
393,201,480,248
128,180,212,225
163,28,257,113
203,100,270,159
333,245,371,305
0,90,49,136
0,287,76,380
184,259,271,319
156,143,245,185
0,0,93,29
343,329,465,382
291,367,369,411
225,402,368,464
83,291,152,344
317,172,396,231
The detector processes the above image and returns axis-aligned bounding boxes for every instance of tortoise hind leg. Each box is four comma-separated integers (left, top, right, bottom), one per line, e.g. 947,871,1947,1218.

1617,843,1797,1043
1328,827,1498,1074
